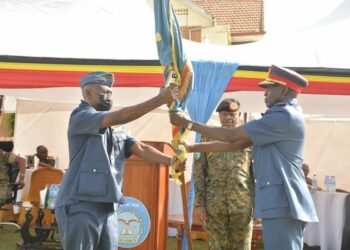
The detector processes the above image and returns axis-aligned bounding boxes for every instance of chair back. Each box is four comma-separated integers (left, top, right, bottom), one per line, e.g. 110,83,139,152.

26,167,63,207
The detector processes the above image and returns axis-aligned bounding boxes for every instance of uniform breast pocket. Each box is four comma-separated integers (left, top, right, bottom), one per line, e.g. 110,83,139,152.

78,168,108,196
258,174,289,210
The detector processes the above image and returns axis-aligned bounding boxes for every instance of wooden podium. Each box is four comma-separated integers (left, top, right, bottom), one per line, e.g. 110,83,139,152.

119,141,172,250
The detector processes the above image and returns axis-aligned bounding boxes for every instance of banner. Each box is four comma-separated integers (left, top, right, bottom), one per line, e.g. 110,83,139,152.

154,0,194,184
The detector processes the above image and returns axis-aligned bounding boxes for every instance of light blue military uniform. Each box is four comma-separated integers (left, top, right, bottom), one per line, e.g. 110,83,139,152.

244,99,318,250
55,72,137,250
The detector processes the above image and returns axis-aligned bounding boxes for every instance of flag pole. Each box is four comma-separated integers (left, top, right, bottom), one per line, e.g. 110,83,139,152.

180,174,193,250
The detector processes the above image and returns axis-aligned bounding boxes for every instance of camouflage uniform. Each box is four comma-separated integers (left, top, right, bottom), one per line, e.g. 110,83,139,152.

0,149,16,207
194,135,254,250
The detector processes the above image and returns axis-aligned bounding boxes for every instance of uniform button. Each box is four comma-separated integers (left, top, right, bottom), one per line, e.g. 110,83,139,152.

254,179,257,183
252,159,255,164
267,181,271,186
93,169,96,173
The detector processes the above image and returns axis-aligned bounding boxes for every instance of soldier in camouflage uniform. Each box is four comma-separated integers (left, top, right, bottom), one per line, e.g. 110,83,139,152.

193,99,254,250
0,141,26,208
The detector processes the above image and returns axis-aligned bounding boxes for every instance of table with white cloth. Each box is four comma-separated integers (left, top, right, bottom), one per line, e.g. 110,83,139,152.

304,190,348,250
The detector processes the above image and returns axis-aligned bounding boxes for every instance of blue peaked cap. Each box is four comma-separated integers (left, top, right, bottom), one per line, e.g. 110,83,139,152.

80,71,114,88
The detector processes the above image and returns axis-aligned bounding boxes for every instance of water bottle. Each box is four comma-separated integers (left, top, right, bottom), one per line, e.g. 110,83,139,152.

44,184,50,208
331,176,336,192
311,174,318,190
33,155,38,169
48,184,60,209
47,184,55,209
329,176,334,192
324,176,330,192
54,156,59,168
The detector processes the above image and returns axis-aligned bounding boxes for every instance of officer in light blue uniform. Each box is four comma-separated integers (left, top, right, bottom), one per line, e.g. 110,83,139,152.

55,71,179,250
244,66,318,250
169,65,318,250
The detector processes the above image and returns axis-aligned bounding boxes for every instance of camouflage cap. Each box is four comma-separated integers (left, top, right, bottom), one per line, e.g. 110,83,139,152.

216,98,240,112
258,65,308,93
80,71,114,88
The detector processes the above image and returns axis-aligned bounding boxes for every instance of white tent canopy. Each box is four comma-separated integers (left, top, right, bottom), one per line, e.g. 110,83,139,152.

1,0,350,115
1,0,349,66
0,0,158,60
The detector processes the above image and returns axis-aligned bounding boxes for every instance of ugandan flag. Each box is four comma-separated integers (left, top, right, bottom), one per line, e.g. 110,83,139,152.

154,0,194,110
1,55,350,96
153,2,194,248
0,56,163,89
231,66,350,95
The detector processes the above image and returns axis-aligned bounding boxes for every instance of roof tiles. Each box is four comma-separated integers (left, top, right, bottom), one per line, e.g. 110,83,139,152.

192,0,264,35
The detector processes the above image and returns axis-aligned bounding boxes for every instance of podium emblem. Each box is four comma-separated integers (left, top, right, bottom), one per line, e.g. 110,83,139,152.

117,197,151,248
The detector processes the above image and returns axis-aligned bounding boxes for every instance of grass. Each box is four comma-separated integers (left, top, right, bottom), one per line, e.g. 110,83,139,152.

2,225,318,250
0,226,268,250
167,237,208,250
0,227,246,250
0,226,208,250
0,225,21,250
0,228,259,250
0,229,208,250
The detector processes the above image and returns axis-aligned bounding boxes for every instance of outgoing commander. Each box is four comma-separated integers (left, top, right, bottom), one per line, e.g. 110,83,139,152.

55,71,181,250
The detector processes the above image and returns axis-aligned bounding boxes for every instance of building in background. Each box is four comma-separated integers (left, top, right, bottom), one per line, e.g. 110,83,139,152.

174,0,265,45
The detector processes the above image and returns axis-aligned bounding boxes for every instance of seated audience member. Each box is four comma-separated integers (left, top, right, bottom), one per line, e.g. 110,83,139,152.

302,163,321,190
0,141,26,208
27,145,55,168
302,163,312,186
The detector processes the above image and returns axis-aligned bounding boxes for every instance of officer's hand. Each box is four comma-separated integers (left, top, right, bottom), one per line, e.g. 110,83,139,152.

175,162,186,173
17,179,25,190
169,111,190,128
181,142,194,153
158,86,179,105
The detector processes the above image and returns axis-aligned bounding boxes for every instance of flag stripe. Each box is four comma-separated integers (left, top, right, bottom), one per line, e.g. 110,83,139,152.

1,58,350,94
0,68,163,88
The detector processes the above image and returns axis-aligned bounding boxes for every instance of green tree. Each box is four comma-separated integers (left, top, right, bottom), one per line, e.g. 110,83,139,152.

6,113,15,136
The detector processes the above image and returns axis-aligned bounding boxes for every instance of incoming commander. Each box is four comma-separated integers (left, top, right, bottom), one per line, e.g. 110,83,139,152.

170,65,318,250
